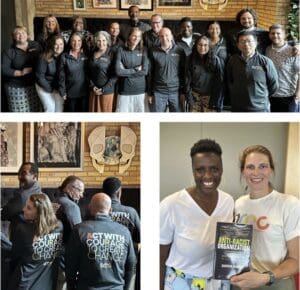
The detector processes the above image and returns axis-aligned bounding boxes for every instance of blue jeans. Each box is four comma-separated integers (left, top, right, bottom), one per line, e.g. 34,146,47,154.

153,91,182,112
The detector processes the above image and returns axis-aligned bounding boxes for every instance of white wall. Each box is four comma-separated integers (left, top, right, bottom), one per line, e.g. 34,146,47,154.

160,122,289,201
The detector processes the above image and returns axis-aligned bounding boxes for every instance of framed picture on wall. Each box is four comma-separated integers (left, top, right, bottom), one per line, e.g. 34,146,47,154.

93,0,117,8
30,122,84,171
0,123,23,173
119,0,153,10
157,0,192,7
73,0,86,10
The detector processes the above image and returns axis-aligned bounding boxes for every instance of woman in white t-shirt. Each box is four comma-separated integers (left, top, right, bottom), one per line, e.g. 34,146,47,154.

232,145,300,290
160,139,234,290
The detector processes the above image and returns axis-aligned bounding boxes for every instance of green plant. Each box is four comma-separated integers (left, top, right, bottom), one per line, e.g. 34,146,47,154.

287,0,299,41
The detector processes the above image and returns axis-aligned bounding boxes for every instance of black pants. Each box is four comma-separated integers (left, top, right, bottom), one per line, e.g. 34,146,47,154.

64,97,87,112
270,96,299,112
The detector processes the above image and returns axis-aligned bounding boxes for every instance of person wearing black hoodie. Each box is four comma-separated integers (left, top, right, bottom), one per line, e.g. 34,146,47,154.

2,162,41,239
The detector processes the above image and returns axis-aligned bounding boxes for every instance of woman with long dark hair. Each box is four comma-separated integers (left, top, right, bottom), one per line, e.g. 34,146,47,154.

186,35,224,112
35,35,65,112
8,193,63,290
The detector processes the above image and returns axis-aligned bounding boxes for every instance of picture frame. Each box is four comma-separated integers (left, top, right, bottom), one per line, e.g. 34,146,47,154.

119,0,153,10
73,0,86,10
0,123,23,173
30,122,84,171
93,0,117,8
157,0,192,7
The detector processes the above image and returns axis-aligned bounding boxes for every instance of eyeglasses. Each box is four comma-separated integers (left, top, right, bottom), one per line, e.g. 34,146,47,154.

239,40,255,45
151,22,161,24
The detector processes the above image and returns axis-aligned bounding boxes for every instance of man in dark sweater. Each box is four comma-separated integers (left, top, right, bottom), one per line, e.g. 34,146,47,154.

102,177,140,249
148,27,186,112
120,5,151,42
143,14,163,49
226,30,278,112
1,162,41,238
66,192,136,290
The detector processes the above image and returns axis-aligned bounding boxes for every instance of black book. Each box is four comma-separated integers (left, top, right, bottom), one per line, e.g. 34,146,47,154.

213,222,253,280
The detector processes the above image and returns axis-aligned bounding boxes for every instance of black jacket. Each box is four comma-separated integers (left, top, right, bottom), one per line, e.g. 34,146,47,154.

36,55,60,92
186,50,224,108
55,191,82,244
2,41,41,87
148,44,186,95
143,29,160,49
115,46,149,95
111,199,140,244
226,51,278,112
66,214,136,290
2,181,41,222
88,49,117,95
58,51,88,98
8,220,63,290
175,33,201,56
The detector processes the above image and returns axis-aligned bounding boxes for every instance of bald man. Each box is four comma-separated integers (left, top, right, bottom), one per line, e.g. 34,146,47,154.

65,193,137,290
147,27,186,112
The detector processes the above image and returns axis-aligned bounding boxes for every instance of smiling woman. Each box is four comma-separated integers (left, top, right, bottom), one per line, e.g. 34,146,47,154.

160,139,234,290
233,145,300,290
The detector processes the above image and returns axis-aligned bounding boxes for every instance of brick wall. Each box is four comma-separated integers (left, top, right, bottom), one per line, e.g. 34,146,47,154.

1,122,140,188
35,0,290,30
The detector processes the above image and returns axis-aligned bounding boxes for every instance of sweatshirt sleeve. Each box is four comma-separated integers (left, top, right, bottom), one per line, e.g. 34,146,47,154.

266,58,279,97
58,54,67,97
2,49,17,78
35,57,52,92
124,234,137,290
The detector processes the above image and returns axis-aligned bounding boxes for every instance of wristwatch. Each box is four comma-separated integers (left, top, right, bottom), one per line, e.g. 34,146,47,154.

264,271,276,286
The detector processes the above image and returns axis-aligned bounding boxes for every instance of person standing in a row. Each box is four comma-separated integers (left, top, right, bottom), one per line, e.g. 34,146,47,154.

2,26,41,112
58,32,88,112
116,27,149,112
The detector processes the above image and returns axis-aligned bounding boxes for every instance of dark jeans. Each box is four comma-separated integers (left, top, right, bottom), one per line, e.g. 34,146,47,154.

153,91,182,112
270,96,300,112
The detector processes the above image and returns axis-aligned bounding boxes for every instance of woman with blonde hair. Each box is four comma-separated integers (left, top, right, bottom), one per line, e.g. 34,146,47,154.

2,26,41,112
36,14,61,49
8,193,63,290
232,145,300,290
88,31,117,112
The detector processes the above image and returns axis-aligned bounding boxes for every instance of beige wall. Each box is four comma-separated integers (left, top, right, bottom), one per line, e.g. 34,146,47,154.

160,123,290,201
285,123,300,197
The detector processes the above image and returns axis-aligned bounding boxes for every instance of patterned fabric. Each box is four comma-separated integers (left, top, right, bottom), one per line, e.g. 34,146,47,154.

164,266,231,290
190,92,216,112
6,85,41,112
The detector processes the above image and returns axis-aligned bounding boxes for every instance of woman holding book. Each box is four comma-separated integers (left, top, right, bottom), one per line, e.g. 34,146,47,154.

160,139,234,290
232,145,300,290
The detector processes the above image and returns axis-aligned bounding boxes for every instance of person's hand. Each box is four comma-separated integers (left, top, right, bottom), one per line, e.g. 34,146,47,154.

93,86,102,96
62,95,67,101
135,65,142,71
148,95,153,104
230,272,270,289
22,67,32,75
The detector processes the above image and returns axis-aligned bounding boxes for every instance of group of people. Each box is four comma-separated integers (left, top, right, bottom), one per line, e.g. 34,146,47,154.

1,162,140,290
160,139,300,290
2,6,299,113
